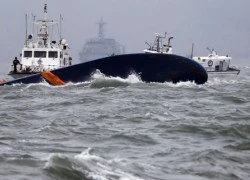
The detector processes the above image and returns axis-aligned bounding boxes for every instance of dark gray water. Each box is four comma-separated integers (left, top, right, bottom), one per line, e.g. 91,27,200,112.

1,67,250,180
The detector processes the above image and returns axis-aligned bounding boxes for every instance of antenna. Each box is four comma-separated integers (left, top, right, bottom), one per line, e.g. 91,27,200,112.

145,41,151,49
44,3,48,20
191,43,194,59
25,14,28,47
60,14,63,40
164,32,167,38
207,47,212,54
32,14,36,42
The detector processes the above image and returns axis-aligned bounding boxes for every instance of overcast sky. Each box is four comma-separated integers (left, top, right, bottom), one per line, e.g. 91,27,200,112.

0,0,249,73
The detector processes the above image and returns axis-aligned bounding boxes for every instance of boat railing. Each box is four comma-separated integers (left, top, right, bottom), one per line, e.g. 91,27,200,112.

10,64,62,73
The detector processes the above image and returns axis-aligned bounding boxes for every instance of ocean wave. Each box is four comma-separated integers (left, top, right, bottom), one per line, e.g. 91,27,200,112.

4,154,40,167
44,148,145,180
89,71,142,89
2,71,143,89
161,81,201,88
103,133,158,146
217,124,250,139
205,77,239,86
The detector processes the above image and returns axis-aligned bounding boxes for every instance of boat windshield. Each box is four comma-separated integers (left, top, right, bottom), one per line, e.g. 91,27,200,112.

24,51,32,57
34,51,47,58
49,51,58,58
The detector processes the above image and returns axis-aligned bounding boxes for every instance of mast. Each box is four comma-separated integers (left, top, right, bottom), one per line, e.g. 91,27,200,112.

155,32,167,52
25,14,28,47
32,14,36,42
35,4,58,46
44,4,48,21
191,43,194,59
44,3,48,39
60,14,62,40
156,35,160,52
97,18,106,39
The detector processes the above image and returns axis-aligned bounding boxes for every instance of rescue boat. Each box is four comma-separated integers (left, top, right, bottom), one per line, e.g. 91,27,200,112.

192,47,240,75
8,4,72,79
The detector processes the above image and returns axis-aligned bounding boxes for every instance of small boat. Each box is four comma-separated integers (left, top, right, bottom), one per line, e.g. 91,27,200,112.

8,4,72,79
192,47,240,75
143,32,173,54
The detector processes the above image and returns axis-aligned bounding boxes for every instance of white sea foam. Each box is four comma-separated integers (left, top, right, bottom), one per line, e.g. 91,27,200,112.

25,81,50,88
163,81,200,88
90,70,142,84
205,77,239,86
44,148,145,180
74,148,145,180
44,153,69,168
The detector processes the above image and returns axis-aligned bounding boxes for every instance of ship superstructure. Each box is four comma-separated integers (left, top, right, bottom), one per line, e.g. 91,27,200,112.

79,18,125,62
143,32,174,54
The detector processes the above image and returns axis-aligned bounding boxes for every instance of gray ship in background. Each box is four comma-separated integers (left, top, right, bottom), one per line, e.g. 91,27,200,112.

79,18,125,62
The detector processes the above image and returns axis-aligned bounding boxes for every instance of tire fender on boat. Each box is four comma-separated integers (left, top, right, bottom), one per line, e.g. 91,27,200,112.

208,60,213,67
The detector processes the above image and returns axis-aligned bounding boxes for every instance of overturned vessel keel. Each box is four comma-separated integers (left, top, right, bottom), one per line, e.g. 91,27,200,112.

1,53,208,86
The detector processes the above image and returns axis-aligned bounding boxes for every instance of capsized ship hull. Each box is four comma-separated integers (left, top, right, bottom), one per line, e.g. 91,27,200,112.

0,53,208,86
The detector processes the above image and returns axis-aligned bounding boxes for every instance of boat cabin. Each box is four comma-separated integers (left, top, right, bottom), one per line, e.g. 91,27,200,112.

193,48,240,74
193,49,231,72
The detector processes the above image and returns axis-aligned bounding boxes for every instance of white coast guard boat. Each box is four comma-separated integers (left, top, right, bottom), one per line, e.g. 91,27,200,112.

8,4,72,79
192,47,240,75
143,32,174,54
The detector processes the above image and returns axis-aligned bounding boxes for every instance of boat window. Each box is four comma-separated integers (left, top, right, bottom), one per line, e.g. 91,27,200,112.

49,51,58,58
34,51,47,58
24,51,32,57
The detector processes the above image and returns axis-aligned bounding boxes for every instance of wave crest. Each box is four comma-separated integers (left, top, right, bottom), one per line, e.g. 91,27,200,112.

44,148,144,180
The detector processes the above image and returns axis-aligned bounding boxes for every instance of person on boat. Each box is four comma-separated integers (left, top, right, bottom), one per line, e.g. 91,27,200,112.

13,57,20,73
69,57,72,65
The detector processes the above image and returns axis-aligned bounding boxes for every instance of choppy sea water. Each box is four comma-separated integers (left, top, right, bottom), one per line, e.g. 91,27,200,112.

0,67,250,180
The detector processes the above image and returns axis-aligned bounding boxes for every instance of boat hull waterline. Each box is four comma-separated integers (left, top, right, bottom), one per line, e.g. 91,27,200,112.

0,53,208,86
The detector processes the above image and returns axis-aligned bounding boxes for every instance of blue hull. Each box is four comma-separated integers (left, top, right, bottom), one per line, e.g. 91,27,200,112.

0,53,208,86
